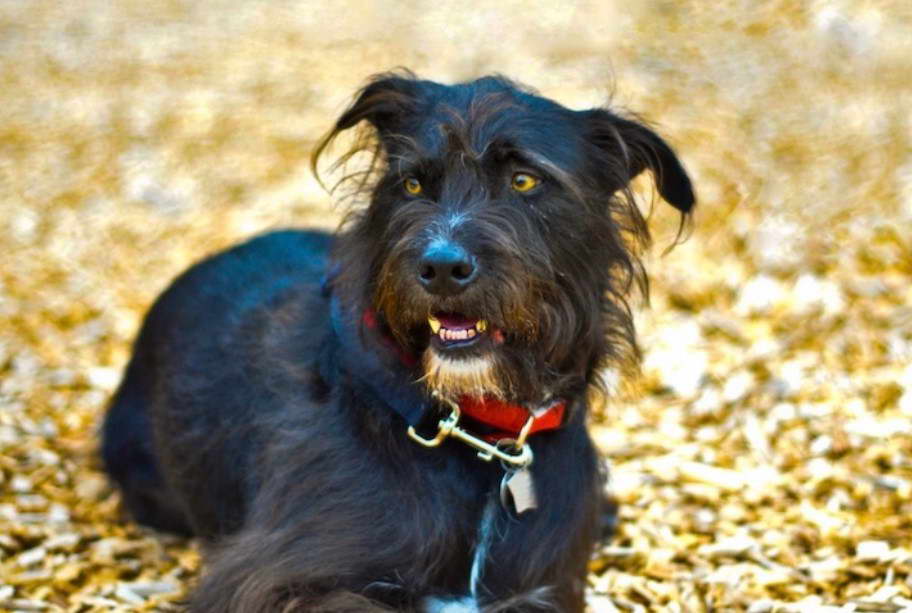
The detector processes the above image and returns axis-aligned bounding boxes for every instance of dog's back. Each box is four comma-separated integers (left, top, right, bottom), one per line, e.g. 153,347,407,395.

102,229,333,537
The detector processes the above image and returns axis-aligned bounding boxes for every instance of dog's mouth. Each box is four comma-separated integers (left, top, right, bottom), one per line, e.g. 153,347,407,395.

422,311,507,400
427,312,503,351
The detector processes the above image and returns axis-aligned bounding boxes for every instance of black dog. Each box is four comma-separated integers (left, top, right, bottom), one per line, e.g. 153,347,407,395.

101,72,694,612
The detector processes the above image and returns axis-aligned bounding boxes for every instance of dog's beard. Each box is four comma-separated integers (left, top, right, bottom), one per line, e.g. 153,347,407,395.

421,349,506,402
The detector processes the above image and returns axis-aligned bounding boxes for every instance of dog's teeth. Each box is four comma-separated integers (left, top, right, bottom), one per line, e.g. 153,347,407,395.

435,320,487,344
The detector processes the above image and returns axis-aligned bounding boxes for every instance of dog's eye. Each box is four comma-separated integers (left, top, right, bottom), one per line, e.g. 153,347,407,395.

404,177,423,196
511,173,539,193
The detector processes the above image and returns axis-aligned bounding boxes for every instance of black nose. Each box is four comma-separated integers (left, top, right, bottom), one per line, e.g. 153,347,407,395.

417,242,477,296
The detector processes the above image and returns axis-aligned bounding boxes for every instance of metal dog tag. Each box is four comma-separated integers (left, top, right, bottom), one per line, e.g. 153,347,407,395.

500,468,538,514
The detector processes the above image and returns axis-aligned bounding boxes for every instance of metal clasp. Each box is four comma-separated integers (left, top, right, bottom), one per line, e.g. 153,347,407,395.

406,406,461,448
407,405,534,468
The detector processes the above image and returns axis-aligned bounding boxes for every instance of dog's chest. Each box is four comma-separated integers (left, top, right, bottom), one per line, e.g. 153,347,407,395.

416,488,500,612
379,447,509,593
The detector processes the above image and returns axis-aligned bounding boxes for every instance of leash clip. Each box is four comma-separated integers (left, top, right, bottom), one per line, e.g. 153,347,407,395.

407,403,534,468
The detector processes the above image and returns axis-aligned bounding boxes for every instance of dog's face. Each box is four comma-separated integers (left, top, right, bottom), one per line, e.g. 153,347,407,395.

319,74,694,405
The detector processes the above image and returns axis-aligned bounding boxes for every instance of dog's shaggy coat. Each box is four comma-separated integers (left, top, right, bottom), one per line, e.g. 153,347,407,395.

102,72,694,612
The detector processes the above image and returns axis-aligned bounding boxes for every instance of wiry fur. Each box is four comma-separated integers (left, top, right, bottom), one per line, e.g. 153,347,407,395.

101,71,695,612
422,352,503,401
320,71,693,407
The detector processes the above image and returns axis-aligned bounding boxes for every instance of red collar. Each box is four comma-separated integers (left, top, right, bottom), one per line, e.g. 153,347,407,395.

459,395,566,443
361,309,566,442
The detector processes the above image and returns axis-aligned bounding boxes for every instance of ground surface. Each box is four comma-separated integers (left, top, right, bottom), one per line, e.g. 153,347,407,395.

1,1,911,611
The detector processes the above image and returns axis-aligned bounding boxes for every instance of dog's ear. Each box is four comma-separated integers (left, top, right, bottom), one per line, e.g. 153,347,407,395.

312,73,427,183
332,73,425,138
584,109,695,213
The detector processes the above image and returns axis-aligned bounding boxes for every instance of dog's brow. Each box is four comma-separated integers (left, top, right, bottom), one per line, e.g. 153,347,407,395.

391,155,436,177
486,142,556,171
491,145,584,197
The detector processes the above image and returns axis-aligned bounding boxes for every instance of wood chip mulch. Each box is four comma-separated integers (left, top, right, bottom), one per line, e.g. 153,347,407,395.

1,1,910,611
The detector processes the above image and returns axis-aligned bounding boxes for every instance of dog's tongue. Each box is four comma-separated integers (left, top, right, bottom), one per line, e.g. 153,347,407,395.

436,313,477,330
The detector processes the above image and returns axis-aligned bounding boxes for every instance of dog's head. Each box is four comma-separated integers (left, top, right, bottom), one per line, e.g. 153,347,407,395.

316,72,694,405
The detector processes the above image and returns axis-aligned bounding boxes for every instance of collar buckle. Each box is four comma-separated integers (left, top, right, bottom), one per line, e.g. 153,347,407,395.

407,403,534,468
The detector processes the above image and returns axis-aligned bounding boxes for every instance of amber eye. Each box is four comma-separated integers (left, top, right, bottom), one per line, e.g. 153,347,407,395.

511,172,539,193
404,177,423,195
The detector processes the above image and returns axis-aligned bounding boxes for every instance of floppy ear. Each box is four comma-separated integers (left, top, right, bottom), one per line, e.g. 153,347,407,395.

584,109,696,213
312,72,427,181
331,72,425,138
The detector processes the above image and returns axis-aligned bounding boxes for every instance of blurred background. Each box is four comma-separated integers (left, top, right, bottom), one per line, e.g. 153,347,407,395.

1,0,910,610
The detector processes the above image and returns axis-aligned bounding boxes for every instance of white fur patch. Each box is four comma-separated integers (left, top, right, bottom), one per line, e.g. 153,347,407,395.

469,496,497,599
428,353,493,378
422,350,503,400
422,596,480,613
